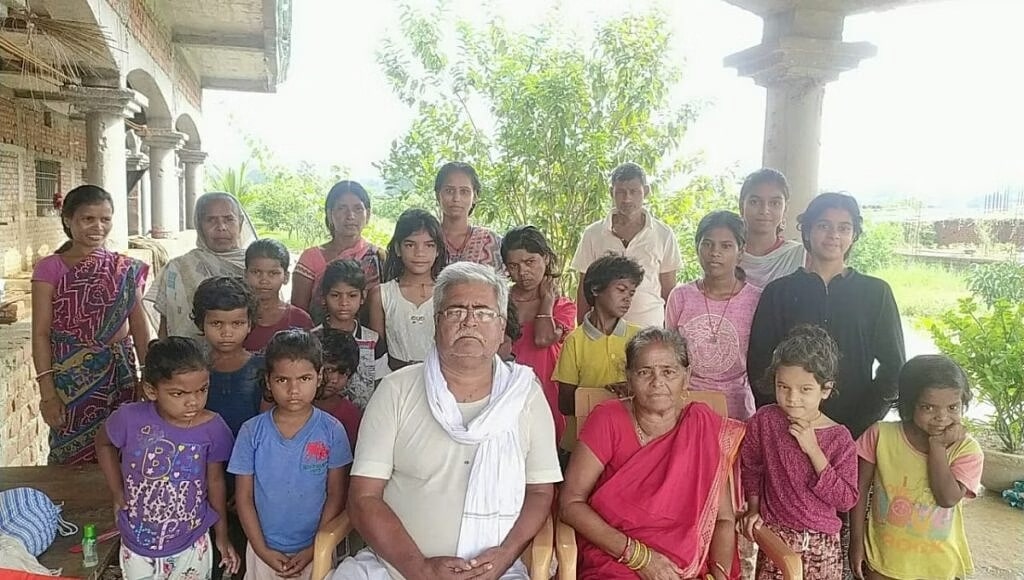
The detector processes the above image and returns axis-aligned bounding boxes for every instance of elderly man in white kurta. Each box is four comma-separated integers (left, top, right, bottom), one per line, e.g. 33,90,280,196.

571,162,682,328
331,262,562,580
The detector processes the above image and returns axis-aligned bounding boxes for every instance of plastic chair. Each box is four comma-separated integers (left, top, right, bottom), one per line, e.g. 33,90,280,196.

311,511,556,580
555,388,803,580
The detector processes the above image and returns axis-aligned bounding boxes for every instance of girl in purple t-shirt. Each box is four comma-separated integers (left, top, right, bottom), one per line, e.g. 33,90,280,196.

739,325,859,580
665,210,762,419
96,336,239,580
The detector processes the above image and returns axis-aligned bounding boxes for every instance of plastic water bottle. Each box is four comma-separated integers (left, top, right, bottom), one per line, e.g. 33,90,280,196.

82,523,98,568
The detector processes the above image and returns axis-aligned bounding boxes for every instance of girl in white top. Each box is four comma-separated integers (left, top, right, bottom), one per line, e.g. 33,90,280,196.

737,168,808,288
369,208,448,370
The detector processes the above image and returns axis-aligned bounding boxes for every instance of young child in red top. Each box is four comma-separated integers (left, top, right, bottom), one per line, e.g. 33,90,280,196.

740,325,859,580
244,239,313,353
314,326,363,450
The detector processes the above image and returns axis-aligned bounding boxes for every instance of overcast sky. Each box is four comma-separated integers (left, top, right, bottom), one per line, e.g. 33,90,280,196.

200,0,1024,203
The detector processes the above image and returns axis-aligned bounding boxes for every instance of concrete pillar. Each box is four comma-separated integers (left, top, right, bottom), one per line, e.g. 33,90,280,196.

126,152,149,236
139,168,151,236
178,150,208,230
142,130,187,239
725,6,876,237
64,87,147,251
177,163,186,231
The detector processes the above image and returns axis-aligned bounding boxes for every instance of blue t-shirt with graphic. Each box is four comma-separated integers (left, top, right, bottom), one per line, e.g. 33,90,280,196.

227,408,351,553
208,355,264,436
105,402,234,557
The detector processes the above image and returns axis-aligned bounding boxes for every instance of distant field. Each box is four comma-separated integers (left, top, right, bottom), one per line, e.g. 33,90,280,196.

870,260,970,322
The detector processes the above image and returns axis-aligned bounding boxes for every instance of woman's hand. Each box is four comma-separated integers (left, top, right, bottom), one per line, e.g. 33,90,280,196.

40,396,65,428
637,549,684,580
539,276,559,305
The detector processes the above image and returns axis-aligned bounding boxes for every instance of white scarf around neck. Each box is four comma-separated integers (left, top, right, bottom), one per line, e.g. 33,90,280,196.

424,347,534,562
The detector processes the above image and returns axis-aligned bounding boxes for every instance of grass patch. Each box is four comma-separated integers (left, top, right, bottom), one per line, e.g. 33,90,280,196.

253,228,312,252
255,216,396,253
870,261,970,322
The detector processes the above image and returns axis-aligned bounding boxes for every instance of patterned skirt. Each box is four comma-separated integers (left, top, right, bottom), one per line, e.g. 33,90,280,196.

756,522,842,580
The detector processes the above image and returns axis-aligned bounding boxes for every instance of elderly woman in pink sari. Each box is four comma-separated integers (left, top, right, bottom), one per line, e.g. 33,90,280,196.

31,186,151,464
292,180,385,325
560,328,743,580
146,191,257,339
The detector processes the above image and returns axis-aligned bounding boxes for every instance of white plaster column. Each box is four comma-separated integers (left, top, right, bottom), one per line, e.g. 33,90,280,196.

178,150,208,230
725,6,876,237
139,172,151,235
65,87,147,250
126,152,149,235
142,131,187,239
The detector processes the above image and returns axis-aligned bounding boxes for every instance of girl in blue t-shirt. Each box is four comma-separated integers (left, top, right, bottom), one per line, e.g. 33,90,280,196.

228,329,352,580
96,336,240,580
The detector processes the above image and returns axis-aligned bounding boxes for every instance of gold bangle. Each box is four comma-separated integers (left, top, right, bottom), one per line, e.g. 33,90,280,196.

35,369,55,380
627,540,648,570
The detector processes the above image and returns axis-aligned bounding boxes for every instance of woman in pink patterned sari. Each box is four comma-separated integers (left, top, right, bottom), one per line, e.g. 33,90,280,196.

434,162,503,270
292,180,385,325
31,186,151,464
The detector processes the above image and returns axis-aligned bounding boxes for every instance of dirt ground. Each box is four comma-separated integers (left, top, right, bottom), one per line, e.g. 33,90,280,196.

965,490,1024,579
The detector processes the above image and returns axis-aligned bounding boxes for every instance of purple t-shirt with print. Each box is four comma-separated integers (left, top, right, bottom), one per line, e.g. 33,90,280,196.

105,401,234,557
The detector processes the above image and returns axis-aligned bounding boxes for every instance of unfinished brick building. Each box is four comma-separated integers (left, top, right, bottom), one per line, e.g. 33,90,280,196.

0,0,291,466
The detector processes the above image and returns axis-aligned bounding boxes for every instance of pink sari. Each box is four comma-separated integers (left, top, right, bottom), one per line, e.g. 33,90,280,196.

49,249,147,464
294,238,384,324
580,403,744,579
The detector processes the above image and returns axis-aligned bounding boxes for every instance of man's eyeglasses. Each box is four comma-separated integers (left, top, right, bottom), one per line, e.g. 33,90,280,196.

439,307,501,323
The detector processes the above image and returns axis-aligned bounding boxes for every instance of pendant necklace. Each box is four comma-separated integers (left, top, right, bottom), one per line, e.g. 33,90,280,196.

701,278,739,344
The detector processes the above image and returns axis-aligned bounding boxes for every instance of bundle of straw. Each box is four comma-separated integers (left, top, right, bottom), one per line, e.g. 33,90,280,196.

0,10,112,85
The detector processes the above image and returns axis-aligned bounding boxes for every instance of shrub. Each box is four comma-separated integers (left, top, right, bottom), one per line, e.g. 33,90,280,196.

966,261,1024,307
926,298,1024,453
849,221,903,273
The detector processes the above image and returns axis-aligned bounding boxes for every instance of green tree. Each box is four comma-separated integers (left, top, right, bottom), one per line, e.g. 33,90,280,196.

849,220,904,273
375,2,699,267
207,160,256,208
652,174,738,282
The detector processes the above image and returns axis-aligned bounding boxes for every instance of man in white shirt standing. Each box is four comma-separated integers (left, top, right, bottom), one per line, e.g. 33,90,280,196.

571,162,682,328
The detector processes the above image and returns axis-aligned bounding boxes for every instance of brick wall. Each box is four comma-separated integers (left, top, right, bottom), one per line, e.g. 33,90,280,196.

0,322,49,466
0,95,85,276
107,0,203,108
933,219,1024,250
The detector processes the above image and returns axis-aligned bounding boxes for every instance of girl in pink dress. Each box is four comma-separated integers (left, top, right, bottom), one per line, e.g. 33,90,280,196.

665,210,761,420
501,225,576,443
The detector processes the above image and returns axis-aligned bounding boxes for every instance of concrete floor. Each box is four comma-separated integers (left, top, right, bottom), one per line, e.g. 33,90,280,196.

965,491,1024,579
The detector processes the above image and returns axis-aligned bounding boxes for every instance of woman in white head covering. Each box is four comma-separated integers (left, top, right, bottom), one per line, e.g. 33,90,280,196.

146,192,258,339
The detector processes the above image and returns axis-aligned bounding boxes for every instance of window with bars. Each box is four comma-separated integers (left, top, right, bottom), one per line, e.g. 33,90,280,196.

35,159,60,217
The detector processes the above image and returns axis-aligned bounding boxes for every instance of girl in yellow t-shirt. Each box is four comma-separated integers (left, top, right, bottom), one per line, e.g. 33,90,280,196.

849,355,983,580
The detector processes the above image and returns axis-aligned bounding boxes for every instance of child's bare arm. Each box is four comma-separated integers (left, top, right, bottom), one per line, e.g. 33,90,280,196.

849,458,875,580
207,462,240,573
367,286,385,344
94,423,125,510
319,466,350,528
557,381,577,416
207,462,230,539
927,425,968,508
